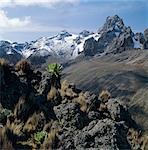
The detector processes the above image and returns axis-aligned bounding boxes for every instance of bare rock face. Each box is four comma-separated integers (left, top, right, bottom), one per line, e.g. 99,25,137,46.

83,37,99,56
106,31,134,54
99,15,125,33
134,32,145,44
143,29,148,49
54,102,88,129
101,16,135,54
0,41,22,64
133,29,148,50
83,15,136,56
97,31,116,52
74,119,131,150
144,29,148,41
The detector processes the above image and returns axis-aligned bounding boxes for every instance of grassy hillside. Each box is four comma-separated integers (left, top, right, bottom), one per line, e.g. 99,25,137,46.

63,50,148,132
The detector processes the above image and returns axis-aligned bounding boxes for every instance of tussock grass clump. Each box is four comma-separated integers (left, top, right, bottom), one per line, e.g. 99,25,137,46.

99,90,111,103
73,93,88,112
23,112,45,133
41,128,59,149
6,120,23,136
13,95,37,122
47,87,61,106
0,58,11,81
127,128,148,150
0,127,14,150
15,60,32,74
47,87,59,101
13,97,26,120
61,80,70,91
60,80,78,98
98,102,108,112
78,93,88,112
0,58,10,70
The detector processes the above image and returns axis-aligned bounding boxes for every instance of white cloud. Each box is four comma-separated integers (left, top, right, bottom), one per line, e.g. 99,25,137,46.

0,10,31,30
0,0,11,8
0,9,80,33
0,0,79,8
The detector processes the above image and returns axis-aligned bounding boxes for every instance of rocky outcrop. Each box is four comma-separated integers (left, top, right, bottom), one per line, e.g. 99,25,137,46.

98,15,135,54
99,15,125,33
97,31,116,52
74,119,130,150
106,30,134,54
83,15,138,56
0,41,22,64
83,37,100,56
143,29,148,49
133,29,148,50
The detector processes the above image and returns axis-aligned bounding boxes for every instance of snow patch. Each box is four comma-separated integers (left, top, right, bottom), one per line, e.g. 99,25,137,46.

22,49,34,58
133,37,140,48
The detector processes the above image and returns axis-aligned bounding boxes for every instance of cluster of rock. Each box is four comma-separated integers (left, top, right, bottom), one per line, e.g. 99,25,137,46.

83,15,148,56
0,60,147,149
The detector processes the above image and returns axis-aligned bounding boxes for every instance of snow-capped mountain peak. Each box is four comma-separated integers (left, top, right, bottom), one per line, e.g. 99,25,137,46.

0,15,147,64
20,30,101,59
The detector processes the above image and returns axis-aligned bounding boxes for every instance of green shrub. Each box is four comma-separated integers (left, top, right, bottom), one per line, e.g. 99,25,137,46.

47,63,62,77
34,131,47,143
0,108,12,118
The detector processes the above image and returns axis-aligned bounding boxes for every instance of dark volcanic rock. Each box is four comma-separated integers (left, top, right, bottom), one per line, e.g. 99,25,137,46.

97,15,136,54
37,71,51,95
79,30,92,37
99,15,124,33
74,119,131,150
106,31,134,54
97,31,116,52
143,41,148,49
54,103,88,129
83,37,99,56
0,69,28,110
0,41,22,64
134,32,145,44
82,15,137,56
144,28,148,41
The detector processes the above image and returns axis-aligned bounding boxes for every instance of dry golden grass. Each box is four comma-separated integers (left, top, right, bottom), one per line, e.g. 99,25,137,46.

0,127,14,150
98,102,107,112
47,86,59,101
127,128,148,150
65,88,77,98
13,96,26,118
99,90,111,103
6,120,23,136
140,135,148,150
0,58,9,67
61,80,70,91
60,80,78,98
73,93,88,112
15,59,31,73
41,128,59,149
23,112,43,133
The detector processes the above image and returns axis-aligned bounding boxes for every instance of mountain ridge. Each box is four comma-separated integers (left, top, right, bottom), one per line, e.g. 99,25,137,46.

0,15,148,64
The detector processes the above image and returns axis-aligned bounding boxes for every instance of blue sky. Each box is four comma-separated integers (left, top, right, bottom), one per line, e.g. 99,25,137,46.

0,0,147,42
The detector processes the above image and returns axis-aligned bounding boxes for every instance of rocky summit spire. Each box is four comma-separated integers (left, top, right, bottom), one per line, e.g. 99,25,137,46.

99,15,125,33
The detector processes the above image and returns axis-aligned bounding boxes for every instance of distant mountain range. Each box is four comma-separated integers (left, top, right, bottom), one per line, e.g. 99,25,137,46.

0,15,148,64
